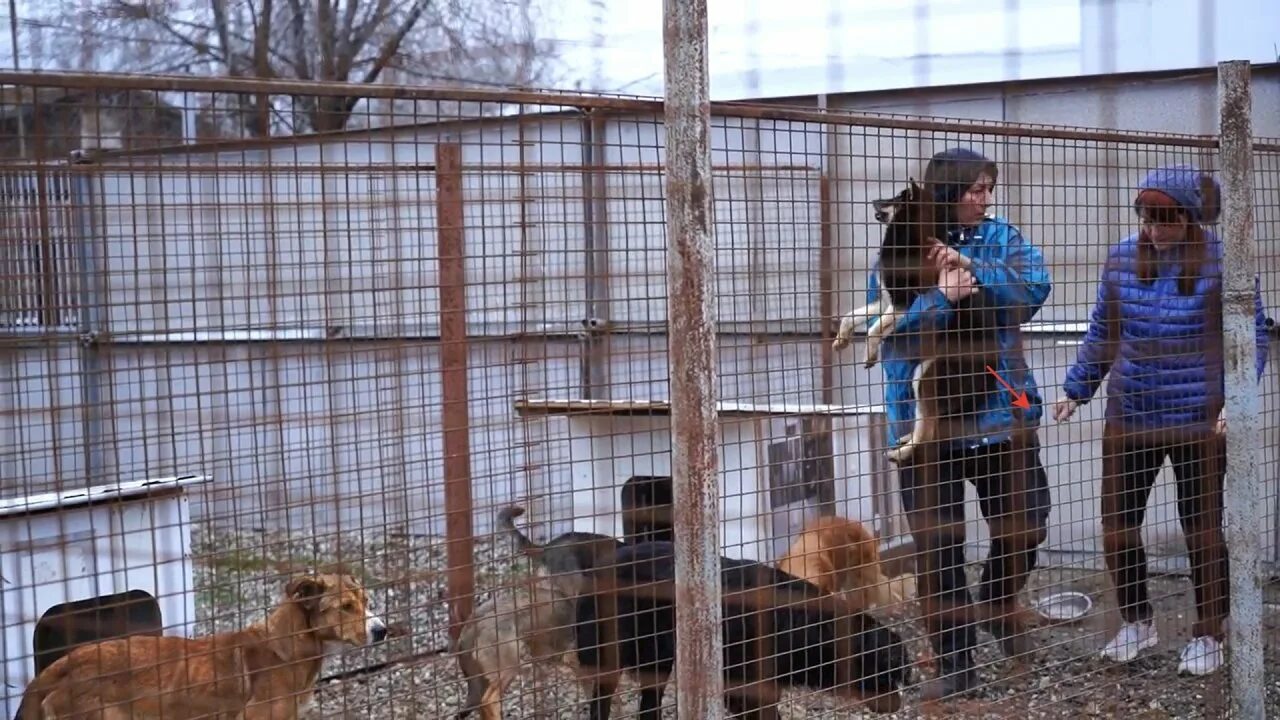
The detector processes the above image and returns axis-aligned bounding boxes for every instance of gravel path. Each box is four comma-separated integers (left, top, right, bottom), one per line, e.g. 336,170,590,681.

189,526,1280,719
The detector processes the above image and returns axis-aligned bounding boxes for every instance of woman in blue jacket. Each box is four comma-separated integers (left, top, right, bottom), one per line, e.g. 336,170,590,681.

863,147,1053,699
1054,164,1269,676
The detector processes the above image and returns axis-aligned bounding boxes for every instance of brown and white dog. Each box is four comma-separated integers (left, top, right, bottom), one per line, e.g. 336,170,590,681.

453,506,622,720
776,514,903,613
20,572,387,720
832,180,1003,464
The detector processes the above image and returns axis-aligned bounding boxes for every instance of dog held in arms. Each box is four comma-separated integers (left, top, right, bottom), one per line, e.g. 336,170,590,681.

453,506,623,720
573,540,912,720
20,571,388,720
831,179,1003,465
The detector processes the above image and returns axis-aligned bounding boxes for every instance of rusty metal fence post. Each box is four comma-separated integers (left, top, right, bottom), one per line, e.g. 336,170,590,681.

662,0,725,717
1217,59,1264,720
436,141,476,644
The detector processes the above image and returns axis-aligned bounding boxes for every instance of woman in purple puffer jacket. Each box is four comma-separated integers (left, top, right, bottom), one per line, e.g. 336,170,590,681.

1053,164,1270,677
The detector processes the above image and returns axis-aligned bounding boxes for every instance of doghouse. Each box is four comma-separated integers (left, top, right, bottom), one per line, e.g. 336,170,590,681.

513,398,909,562
0,474,208,720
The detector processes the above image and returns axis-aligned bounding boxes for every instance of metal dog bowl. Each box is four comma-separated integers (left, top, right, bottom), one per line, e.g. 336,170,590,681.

1032,591,1094,623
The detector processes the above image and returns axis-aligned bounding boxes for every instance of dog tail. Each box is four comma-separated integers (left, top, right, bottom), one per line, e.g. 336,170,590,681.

497,505,543,555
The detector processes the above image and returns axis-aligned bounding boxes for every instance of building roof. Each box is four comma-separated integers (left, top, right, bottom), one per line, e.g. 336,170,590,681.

0,475,210,518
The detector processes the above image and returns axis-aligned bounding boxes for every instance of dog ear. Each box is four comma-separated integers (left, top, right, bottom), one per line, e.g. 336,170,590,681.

286,575,328,611
870,198,894,223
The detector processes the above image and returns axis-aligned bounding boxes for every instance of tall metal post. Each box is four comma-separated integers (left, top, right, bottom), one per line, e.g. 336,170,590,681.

72,162,107,489
435,142,476,646
662,0,724,716
1217,58,1264,720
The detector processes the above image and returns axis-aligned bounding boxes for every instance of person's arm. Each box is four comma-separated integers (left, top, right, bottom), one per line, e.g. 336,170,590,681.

1061,264,1120,404
866,259,957,337
967,224,1052,324
891,287,956,336
865,262,882,307
1255,274,1270,381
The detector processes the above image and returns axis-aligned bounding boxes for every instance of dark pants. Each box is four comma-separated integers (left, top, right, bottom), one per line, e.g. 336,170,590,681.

899,436,1051,665
1101,423,1228,638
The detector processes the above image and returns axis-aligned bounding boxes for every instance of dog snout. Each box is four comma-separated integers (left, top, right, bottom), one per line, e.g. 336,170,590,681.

367,614,389,643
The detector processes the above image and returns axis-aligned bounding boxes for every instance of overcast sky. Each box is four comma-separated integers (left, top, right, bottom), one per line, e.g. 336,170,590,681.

0,0,1276,100
542,0,1279,99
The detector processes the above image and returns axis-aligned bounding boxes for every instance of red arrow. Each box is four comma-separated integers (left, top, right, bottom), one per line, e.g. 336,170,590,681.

986,365,1031,410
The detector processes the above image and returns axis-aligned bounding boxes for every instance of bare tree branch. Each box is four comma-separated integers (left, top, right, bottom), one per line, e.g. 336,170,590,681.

208,0,234,69
359,0,426,85
252,0,273,134
340,0,394,79
336,0,363,71
316,0,337,81
19,0,562,135
285,0,312,78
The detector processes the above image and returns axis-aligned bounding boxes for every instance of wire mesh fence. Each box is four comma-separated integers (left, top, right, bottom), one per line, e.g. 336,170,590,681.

0,63,1277,720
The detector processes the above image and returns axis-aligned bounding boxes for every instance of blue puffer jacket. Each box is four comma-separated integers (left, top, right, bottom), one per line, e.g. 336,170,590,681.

1062,164,1270,430
1061,231,1269,429
868,215,1052,448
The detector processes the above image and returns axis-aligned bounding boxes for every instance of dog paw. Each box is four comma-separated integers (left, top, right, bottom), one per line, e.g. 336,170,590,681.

864,340,885,365
885,439,916,464
832,317,857,351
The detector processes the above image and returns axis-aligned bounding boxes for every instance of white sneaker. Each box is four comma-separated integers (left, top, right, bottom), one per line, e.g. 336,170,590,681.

1100,620,1159,662
1177,636,1224,676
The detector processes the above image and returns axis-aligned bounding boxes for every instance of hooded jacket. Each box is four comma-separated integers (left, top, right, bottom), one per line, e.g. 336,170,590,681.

867,148,1052,447
1060,164,1270,430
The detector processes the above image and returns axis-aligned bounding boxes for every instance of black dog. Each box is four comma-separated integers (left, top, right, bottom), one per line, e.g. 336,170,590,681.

574,541,911,719
834,179,1003,465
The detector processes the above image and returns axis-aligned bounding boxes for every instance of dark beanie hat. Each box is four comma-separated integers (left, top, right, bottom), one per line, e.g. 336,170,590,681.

922,147,999,229
923,147,999,206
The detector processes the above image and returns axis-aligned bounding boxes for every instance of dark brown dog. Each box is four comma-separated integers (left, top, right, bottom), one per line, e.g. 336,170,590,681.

834,179,1004,464
573,541,912,719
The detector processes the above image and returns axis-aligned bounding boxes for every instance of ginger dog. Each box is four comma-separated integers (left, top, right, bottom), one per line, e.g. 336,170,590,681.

20,572,387,720
777,515,904,612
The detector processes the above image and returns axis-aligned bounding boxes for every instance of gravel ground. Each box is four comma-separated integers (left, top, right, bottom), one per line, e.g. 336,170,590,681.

190,525,1280,720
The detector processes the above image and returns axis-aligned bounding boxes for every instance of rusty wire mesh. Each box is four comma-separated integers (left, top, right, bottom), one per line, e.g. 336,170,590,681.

1,69,1278,720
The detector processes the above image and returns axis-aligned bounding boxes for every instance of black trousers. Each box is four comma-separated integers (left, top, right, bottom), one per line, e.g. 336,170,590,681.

1101,423,1228,638
898,436,1052,664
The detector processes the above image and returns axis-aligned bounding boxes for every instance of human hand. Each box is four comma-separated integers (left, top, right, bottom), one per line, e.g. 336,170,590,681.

939,266,977,303
927,239,972,271
1053,397,1079,422
1215,409,1226,436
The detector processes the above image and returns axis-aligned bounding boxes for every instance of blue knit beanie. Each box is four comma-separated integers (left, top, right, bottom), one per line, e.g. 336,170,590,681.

1134,164,1222,224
